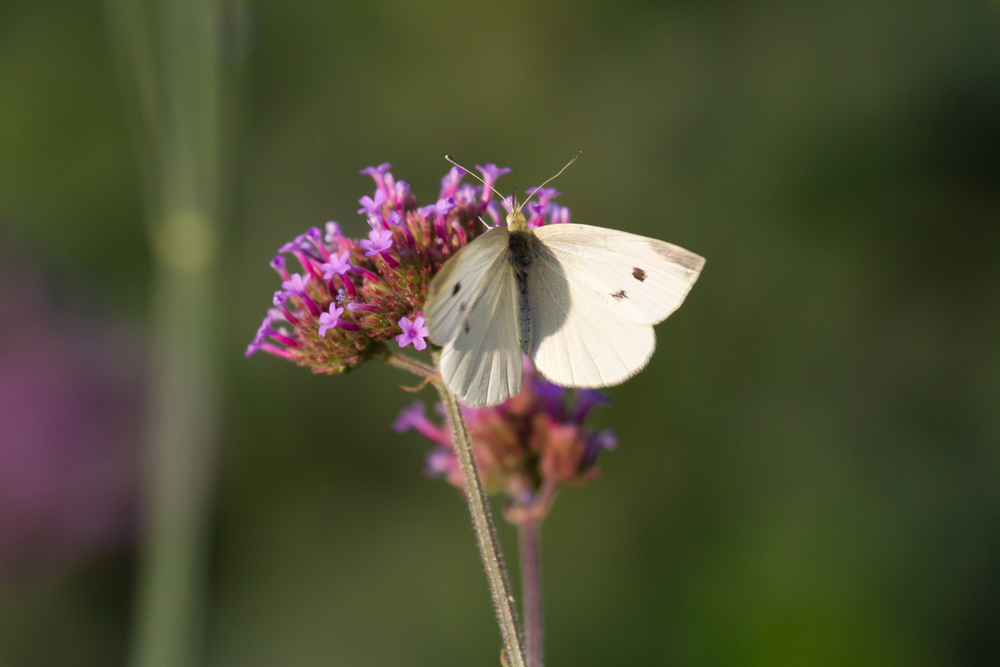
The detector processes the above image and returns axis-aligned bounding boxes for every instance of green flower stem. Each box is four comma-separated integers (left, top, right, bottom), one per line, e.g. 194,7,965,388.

433,370,526,667
105,2,224,666
384,350,438,379
518,517,544,667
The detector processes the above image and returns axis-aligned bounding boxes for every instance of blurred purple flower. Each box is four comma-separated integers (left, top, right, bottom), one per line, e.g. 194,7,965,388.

0,250,142,577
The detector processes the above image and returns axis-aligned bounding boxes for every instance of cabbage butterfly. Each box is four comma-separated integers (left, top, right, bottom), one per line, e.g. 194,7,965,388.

425,153,705,407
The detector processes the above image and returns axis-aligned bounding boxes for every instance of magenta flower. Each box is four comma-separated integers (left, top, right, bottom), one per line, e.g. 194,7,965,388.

324,221,342,242
358,189,386,216
549,203,571,225
439,166,465,198
394,357,614,511
392,401,449,443
321,251,352,279
281,273,311,297
359,229,394,256
270,255,290,280
360,163,392,192
476,163,511,204
418,197,456,219
394,180,410,202
395,315,429,351
318,305,344,337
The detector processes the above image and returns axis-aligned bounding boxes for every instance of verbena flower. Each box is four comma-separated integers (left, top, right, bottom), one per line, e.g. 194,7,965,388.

246,162,571,375
393,357,616,518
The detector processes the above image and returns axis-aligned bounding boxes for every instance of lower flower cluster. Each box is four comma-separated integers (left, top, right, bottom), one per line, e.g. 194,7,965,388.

246,162,572,374
394,357,617,514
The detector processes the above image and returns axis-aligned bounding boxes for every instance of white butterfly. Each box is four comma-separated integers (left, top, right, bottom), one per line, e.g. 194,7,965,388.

425,154,705,407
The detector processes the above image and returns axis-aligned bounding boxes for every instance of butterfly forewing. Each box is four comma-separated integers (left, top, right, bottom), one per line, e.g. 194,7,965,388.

437,260,522,407
532,223,704,326
426,226,523,407
426,226,511,346
527,238,656,388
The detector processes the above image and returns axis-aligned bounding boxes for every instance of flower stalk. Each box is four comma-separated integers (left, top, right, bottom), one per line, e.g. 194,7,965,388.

434,366,526,667
518,517,544,667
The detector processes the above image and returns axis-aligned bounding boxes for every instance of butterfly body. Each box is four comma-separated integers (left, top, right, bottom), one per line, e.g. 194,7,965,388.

425,170,705,408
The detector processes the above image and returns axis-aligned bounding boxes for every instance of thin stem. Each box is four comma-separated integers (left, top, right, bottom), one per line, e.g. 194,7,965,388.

519,518,544,667
383,350,438,379
434,376,526,667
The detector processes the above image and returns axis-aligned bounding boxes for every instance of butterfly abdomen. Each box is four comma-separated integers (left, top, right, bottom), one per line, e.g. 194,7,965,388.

508,229,534,356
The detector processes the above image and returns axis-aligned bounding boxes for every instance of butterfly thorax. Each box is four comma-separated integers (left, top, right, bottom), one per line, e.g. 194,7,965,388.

504,189,535,355
505,192,528,232
507,225,534,357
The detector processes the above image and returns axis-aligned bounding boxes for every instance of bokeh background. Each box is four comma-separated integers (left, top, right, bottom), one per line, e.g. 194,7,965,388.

2,1,1000,665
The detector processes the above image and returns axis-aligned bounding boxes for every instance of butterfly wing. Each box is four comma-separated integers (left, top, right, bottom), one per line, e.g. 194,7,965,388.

532,223,705,326
426,227,522,407
527,223,704,388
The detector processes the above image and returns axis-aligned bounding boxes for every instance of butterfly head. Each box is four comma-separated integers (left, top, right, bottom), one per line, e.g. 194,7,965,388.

505,188,528,231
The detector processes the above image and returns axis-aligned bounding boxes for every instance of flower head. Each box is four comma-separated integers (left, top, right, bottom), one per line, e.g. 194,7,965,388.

394,357,613,520
246,160,569,378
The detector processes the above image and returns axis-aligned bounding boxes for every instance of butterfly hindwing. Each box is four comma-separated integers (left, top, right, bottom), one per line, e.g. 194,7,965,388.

527,236,656,388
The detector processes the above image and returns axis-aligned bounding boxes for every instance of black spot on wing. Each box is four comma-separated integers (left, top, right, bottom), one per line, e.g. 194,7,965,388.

611,289,628,301
459,302,467,312
464,321,471,334
452,282,461,296
632,267,646,282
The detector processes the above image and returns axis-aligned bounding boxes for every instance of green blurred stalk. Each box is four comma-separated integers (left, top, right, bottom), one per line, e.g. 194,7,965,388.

105,2,222,666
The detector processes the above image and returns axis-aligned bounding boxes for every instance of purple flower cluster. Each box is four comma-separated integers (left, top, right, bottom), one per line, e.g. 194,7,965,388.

247,162,572,373
394,357,616,515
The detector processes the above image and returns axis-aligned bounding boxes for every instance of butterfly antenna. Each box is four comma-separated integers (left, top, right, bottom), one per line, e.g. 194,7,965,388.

444,155,512,210
520,151,582,211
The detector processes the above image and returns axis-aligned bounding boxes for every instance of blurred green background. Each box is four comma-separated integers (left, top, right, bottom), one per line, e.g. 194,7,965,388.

2,1,1000,665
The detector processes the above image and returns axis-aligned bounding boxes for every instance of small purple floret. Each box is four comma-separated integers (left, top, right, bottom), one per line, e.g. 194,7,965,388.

392,401,428,433
418,197,456,219
439,166,464,198
358,189,386,216
425,447,456,478
359,229,393,256
360,163,392,192
324,221,342,243
270,256,291,280
395,315,430,351
571,389,611,425
281,273,311,297
476,163,511,204
549,204,571,225
394,180,410,201
321,251,352,279
318,304,345,337
279,233,310,254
